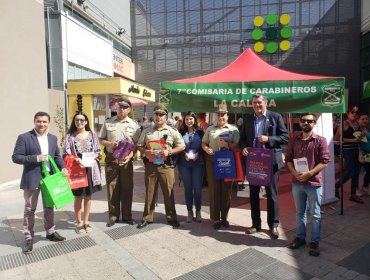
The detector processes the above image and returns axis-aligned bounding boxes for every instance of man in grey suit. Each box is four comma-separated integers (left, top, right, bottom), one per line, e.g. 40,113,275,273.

239,95,288,239
12,112,67,254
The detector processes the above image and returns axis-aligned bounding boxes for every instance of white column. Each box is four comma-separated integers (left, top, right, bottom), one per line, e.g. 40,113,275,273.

313,113,337,204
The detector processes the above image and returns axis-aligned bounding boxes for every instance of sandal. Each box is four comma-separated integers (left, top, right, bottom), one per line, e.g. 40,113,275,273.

75,225,86,234
84,224,93,233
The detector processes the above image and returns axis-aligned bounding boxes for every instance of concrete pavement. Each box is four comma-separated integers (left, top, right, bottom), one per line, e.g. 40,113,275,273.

0,161,369,280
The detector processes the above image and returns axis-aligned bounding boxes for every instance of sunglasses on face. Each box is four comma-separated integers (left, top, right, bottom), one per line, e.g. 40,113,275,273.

155,113,166,117
300,119,316,124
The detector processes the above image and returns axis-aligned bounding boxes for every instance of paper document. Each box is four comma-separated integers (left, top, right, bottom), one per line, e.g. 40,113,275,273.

81,152,95,167
353,131,368,143
293,157,309,173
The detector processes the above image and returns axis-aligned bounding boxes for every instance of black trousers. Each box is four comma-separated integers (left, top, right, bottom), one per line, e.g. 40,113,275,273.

249,166,280,229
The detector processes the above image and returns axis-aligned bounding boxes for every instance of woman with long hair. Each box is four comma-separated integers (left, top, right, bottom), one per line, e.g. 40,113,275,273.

177,112,205,222
334,106,363,203
64,112,102,233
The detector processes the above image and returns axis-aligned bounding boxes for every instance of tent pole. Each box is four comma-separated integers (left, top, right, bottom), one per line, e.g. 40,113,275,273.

340,113,344,215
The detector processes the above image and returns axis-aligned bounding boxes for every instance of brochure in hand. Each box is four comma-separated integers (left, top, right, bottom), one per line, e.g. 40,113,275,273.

147,139,167,164
112,140,135,161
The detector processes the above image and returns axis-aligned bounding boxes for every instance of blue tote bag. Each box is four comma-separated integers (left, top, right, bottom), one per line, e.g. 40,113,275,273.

213,150,236,180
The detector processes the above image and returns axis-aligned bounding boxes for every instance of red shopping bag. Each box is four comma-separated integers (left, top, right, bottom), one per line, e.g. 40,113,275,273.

225,150,244,182
63,155,88,189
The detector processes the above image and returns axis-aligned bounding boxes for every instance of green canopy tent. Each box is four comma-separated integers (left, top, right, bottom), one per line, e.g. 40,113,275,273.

160,48,345,114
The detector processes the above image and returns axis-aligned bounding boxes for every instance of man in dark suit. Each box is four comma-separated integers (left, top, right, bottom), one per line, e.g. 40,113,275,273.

239,95,288,239
12,112,67,254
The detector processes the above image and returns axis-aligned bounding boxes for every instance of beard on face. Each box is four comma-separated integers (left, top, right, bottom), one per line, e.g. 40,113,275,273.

301,125,313,133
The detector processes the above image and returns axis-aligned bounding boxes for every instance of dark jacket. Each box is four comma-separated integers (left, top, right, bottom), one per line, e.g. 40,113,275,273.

239,110,288,169
12,130,65,190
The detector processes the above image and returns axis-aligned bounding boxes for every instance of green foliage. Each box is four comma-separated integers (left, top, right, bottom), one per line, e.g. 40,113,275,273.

54,105,66,148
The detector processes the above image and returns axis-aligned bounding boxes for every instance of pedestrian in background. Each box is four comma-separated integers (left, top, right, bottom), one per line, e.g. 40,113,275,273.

64,112,102,234
357,112,370,197
12,111,67,254
177,111,205,222
285,113,330,256
334,105,363,203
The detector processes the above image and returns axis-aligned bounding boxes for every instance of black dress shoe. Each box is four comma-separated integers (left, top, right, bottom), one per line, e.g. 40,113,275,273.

137,220,151,229
213,221,221,230
106,218,117,227
122,219,135,225
269,227,279,239
289,237,306,249
23,239,33,254
168,220,180,228
309,242,320,256
221,220,230,228
245,226,261,234
46,232,66,242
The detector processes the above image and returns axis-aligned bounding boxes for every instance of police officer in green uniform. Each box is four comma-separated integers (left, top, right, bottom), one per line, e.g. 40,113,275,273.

99,96,141,227
136,104,185,229
201,104,240,229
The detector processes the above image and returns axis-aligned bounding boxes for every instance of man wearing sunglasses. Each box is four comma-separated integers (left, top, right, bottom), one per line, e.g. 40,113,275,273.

285,113,330,256
99,96,141,227
240,94,288,239
136,103,185,229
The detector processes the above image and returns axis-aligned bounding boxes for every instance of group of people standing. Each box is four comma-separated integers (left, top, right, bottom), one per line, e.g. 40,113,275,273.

13,94,336,257
334,105,370,203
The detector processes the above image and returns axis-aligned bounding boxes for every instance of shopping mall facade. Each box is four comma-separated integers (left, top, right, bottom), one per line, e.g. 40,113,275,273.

0,0,369,184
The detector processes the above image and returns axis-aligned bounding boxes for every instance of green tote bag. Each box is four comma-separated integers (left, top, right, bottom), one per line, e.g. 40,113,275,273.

40,155,74,209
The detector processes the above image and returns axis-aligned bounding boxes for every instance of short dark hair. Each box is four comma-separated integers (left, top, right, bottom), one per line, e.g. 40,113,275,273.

252,94,268,102
34,111,50,122
357,112,368,118
300,112,317,120
68,111,91,134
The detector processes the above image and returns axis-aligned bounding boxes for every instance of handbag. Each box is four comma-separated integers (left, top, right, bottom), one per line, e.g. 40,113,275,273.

213,149,236,180
40,155,74,209
224,150,244,182
63,155,89,189
246,147,273,186
358,149,365,164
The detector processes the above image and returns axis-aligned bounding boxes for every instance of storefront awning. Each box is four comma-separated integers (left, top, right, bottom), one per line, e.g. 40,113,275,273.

67,77,155,103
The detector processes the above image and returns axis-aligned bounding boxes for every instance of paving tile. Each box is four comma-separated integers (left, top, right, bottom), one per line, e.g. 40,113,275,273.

0,265,30,280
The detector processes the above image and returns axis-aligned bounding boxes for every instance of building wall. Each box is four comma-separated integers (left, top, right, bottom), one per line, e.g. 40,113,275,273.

132,0,361,108
0,0,50,185
362,0,370,34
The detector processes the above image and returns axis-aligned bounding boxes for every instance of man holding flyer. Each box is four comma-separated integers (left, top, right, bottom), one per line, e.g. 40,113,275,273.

285,113,330,256
239,94,288,239
136,103,185,229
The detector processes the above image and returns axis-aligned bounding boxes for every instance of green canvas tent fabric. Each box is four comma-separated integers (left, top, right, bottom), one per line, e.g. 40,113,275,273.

160,48,345,113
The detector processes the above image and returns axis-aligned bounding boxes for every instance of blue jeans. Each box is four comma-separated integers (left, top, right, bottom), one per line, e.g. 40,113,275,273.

178,163,204,211
292,183,323,243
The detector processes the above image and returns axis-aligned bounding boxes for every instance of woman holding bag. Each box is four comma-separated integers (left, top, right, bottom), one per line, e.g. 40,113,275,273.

201,104,240,229
177,112,205,223
64,112,102,234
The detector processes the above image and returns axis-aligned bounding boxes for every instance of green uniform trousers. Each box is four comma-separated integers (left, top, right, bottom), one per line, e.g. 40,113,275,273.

105,153,134,221
205,154,232,221
142,162,177,222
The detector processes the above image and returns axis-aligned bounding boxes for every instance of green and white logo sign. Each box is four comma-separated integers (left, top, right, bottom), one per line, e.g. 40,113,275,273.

321,83,343,108
252,13,292,54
